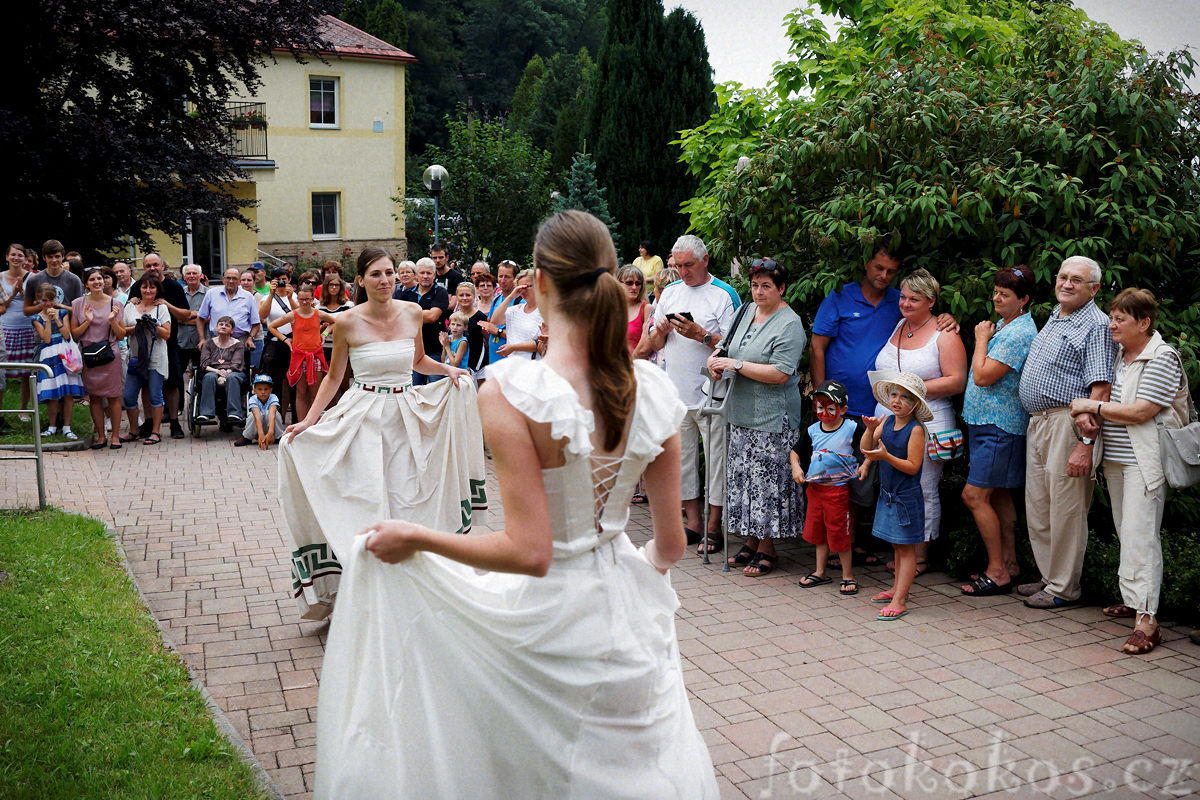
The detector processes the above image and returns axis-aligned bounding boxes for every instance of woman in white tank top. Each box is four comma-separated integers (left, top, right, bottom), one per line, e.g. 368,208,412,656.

873,269,967,573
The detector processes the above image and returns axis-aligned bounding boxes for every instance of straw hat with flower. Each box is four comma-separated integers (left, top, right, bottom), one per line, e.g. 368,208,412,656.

868,370,934,423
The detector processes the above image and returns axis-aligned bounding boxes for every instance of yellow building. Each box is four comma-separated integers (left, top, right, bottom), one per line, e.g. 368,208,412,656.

140,16,414,276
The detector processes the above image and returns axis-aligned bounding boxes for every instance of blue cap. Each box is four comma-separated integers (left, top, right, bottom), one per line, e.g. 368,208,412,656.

252,374,273,386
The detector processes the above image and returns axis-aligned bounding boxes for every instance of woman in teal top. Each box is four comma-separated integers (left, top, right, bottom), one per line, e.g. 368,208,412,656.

706,259,807,576
960,265,1038,596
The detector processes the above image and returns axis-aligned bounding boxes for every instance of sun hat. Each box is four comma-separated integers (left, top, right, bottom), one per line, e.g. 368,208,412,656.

868,370,934,423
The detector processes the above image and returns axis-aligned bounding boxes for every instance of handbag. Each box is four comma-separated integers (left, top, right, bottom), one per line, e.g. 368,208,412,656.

82,340,115,367
926,428,966,461
61,340,84,374
1157,349,1200,488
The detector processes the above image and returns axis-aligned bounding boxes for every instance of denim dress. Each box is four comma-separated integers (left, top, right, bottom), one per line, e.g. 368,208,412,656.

871,416,925,545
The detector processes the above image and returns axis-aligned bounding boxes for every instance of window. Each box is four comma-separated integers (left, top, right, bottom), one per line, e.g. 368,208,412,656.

312,193,340,239
310,77,338,127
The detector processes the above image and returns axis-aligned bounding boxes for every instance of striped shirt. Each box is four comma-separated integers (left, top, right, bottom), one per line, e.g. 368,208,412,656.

1101,352,1184,466
1019,301,1116,413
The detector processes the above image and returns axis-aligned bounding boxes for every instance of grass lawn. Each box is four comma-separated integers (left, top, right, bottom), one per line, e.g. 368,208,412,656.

0,510,268,799
1,378,95,445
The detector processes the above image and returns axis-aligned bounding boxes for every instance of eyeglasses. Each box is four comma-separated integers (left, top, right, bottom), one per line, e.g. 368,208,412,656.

750,258,779,270
622,280,643,287
1055,274,1097,287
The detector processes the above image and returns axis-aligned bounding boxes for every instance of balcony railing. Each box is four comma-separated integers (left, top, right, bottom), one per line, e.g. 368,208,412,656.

226,101,269,161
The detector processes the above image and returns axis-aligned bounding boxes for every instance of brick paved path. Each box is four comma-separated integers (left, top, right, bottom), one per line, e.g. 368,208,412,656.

6,442,1200,799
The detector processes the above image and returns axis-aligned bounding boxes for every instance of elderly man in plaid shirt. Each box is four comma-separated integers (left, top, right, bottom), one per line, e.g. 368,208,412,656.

1017,256,1117,609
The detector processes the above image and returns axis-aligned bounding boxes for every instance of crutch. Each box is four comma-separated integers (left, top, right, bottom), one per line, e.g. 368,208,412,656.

698,369,733,571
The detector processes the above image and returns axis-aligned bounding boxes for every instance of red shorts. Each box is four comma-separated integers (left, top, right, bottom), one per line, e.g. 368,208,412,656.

802,483,852,553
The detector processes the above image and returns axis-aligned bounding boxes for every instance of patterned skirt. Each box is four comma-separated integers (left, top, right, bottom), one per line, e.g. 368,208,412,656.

37,342,86,402
4,326,39,378
725,417,805,540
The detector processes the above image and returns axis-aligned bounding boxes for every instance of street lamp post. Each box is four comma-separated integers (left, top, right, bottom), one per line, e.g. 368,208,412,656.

422,164,449,245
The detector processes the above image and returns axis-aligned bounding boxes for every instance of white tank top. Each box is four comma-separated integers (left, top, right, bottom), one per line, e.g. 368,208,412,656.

875,320,952,415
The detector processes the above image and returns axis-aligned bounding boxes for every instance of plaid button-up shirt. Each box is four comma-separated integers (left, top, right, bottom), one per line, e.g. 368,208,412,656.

1019,300,1116,413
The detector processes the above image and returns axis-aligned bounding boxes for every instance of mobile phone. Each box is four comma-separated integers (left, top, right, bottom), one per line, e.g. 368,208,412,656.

669,311,694,323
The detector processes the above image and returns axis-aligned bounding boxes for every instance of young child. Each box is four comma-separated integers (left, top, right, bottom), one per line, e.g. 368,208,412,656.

859,371,932,620
31,283,84,439
235,375,285,449
439,311,470,370
792,380,867,595
267,285,337,422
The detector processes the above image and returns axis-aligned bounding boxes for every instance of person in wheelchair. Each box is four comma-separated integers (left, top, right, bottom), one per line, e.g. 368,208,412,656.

195,315,247,424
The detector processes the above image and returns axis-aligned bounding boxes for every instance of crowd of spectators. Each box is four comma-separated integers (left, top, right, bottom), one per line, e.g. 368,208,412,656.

2,236,1193,653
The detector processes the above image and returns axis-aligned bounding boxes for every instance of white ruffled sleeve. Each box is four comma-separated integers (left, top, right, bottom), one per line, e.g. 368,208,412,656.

487,358,594,457
627,361,687,462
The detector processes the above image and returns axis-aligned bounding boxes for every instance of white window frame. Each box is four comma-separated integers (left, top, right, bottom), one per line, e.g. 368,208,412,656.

312,192,341,240
309,76,339,129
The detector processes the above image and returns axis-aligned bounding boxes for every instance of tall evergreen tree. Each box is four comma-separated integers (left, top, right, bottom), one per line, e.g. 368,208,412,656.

553,152,618,249
585,0,713,259
508,55,548,135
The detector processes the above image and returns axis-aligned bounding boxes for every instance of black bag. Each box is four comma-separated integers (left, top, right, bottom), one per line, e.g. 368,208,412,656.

82,300,117,367
82,340,116,368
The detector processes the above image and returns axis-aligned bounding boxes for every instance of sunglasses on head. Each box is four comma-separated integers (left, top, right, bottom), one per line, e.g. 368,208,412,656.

750,258,778,270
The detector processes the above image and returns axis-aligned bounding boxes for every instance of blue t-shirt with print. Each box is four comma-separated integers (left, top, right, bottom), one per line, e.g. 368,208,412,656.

812,282,902,417
963,312,1038,435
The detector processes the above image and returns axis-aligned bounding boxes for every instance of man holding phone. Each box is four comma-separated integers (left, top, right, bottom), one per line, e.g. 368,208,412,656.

645,234,738,550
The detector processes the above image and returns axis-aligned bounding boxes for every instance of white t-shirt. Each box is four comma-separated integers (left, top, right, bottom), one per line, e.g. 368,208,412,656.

504,304,544,361
263,292,295,338
652,276,735,408
124,302,171,377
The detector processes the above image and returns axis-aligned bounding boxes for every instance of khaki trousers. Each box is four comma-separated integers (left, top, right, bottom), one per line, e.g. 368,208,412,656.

1025,408,1096,601
1104,461,1165,617
680,407,726,506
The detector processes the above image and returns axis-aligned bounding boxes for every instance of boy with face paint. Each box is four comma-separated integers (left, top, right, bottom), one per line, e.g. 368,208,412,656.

791,380,868,595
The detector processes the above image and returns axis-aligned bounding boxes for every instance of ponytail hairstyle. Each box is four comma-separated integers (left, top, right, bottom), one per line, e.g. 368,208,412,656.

533,210,633,451
355,246,393,305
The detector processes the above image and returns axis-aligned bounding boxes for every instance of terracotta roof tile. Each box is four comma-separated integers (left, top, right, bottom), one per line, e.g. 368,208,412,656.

296,15,416,63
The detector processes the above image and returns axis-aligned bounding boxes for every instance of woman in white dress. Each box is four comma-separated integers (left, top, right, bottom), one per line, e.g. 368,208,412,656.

311,213,718,798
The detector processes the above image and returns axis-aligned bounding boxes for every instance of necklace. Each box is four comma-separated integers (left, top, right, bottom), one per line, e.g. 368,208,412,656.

904,316,933,338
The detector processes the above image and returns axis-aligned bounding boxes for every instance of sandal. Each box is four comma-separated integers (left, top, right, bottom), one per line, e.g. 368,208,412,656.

961,574,1012,596
797,572,831,588
143,433,162,445
118,433,139,443
727,545,755,567
696,534,724,555
839,579,859,595
1122,628,1161,655
1103,603,1137,619
871,591,894,604
684,527,703,546
853,547,881,566
631,493,648,504
743,551,777,577
89,442,107,450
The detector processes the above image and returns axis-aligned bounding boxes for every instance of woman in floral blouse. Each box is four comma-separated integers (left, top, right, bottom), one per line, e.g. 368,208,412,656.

960,266,1038,596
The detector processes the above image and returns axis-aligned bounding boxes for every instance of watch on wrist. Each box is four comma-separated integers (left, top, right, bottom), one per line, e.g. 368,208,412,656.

733,360,744,372
702,331,712,346
1078,436,1096,446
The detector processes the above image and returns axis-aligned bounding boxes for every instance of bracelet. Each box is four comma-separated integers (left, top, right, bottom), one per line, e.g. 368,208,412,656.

643,540,675,571
1096,402,1104,418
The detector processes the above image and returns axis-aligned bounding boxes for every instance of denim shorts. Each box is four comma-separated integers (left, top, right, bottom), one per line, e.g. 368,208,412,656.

966,424,1026,489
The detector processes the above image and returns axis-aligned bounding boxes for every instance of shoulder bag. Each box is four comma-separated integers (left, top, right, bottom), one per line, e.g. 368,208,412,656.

1158,348,1200,488
82,300,117,368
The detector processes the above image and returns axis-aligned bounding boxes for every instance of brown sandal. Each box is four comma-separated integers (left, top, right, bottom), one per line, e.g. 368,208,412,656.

1103,603,1137,619
1123,628,1161,655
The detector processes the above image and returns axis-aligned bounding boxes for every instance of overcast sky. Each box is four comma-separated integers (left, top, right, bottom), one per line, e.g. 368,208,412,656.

676,0,1200,90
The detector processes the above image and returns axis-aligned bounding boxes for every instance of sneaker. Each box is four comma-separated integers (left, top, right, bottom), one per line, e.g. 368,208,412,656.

169,419,185,439
1016,581,1046,597
195,415,216,424
1023,589,1078,610
63,430,78,441
227,414,244,425
233,437,253,447
41,427,57,437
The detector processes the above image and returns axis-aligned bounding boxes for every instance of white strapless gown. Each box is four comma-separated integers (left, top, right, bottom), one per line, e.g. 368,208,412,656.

312,357,719,799
279,339,488,619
